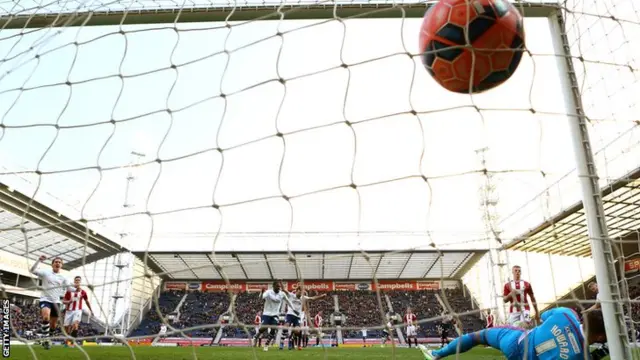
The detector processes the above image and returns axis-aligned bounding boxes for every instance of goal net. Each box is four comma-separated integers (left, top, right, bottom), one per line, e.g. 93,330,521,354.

0,0,638,357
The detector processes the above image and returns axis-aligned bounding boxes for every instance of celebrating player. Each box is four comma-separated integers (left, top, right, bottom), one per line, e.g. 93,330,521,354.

405,307,418,347
253,282,295,351
503,265,539,325
62,276,94,346
282,287,326,350
419,307,606,360
30,255,74,350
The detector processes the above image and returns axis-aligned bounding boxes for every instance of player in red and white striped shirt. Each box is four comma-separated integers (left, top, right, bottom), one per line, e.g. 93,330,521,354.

62,276,94,346
485,309,494,328
313,311,323,346
503,265,539,325
254,311,263,347
404,307,418,347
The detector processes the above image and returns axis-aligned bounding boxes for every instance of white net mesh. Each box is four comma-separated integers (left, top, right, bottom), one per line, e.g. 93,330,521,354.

0,0,638,358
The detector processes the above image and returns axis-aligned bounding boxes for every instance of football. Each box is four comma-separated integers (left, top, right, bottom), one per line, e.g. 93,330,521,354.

419,0,526,93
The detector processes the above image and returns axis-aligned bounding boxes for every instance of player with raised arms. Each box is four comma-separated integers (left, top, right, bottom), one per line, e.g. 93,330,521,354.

504,265,539,325
419,307,606,360
30,255,75,350
253,281,295,351
62,276,94,346
282,286,326,350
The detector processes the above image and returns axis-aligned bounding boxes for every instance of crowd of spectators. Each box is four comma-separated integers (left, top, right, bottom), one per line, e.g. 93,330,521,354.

179,291,229,337
338,291,387,339
341,288,483,338
130,289,185,337
10,303,40,340
307,291,336,322
129,288,485,340
223,291,264,338
10,301,102,341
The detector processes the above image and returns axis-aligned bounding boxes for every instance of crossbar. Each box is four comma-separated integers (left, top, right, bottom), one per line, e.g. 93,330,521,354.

0,2,558,29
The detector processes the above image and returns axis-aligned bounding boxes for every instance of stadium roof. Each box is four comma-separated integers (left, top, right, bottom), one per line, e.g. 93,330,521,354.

503,167,640,257
0,182,124,270
134,249,488,281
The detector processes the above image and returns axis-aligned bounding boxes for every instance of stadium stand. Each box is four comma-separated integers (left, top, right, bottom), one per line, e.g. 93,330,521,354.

130,290,185,337
180,291,230,337
7,295,103,342
131,286,486,346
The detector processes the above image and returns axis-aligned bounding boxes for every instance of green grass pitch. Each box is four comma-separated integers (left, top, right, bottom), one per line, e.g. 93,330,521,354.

8,346,506,359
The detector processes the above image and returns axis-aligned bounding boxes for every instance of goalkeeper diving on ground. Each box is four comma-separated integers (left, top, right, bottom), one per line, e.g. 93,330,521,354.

419,307,609,360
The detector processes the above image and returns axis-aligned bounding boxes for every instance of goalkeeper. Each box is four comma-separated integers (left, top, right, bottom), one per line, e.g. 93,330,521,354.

419,307,606,360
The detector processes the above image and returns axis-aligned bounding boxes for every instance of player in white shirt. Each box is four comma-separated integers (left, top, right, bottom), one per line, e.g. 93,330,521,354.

406,323,418,347
282,287,326,350
30,255,74,350
252,282,295,351
157,324,168,343
361,328,368,347
381,321,393,347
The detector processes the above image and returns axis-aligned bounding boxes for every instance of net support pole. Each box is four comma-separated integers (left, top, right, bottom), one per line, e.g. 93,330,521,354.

548,11,631,359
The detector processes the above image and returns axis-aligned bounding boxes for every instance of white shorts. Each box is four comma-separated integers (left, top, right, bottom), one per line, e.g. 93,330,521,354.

64,310,82,326
406,326,417,337
255,326,260,333
508,310,531,325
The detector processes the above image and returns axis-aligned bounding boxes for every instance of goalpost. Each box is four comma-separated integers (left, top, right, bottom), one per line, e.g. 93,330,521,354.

0,0,638,358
